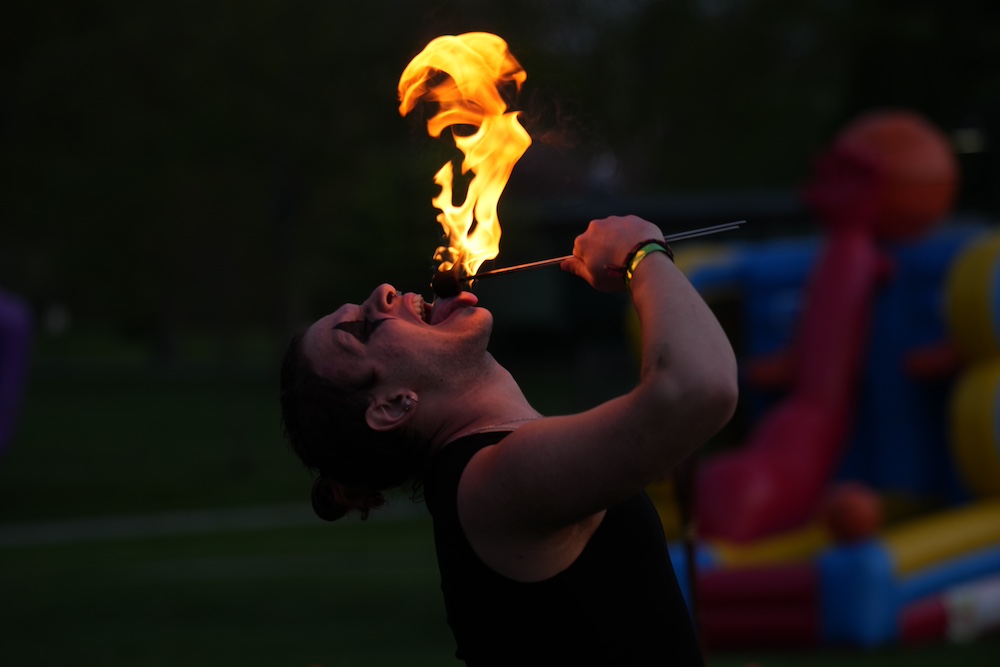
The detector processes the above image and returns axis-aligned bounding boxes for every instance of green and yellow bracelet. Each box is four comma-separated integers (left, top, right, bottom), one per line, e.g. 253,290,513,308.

623,240,674,288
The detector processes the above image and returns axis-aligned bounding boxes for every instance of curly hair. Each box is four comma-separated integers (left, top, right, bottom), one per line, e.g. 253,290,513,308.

279,332,429,520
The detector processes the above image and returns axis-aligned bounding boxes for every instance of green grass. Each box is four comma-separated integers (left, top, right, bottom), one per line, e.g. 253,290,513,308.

0,518,457,666
2,516,997,667
0,366,304,522
1,355,999,665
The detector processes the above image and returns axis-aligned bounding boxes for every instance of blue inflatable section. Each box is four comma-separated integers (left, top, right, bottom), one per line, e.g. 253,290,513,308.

898,543,1000,605
816,539,1000,646
848,225,976,501
818,541,896,646
992,251,1000,344
668,541,719,613
687,222,987,501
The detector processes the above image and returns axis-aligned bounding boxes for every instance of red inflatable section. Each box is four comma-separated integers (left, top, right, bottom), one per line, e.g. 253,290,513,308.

836,110,957,240
697,230,882,541
696,110,957,543
699,564,820,648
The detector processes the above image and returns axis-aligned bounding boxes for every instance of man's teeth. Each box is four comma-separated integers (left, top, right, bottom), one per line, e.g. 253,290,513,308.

414,295,429,323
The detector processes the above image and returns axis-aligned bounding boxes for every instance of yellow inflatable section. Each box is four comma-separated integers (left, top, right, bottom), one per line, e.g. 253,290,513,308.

882,499,1000,576
946,231,1000,498
945,231,1000,361
950,360,1000,497
709,522,831,567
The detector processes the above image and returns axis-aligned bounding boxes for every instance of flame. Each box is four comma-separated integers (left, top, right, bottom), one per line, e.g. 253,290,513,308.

398,33,531,279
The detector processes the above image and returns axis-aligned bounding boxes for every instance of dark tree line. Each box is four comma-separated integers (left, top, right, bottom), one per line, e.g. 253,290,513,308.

1,0,997,363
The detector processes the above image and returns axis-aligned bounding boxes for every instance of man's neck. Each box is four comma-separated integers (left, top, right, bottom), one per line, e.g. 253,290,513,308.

426,357,540,450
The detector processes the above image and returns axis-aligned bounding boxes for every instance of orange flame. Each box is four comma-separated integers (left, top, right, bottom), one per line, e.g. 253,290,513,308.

398,33,532,279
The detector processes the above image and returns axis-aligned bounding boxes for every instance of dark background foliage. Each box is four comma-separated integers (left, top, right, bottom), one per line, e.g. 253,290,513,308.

2,0,997,365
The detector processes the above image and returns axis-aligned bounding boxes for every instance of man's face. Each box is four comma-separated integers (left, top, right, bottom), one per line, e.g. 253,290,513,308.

301,284,489,390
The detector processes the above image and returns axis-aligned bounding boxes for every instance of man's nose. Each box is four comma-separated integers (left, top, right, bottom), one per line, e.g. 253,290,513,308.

367,284,398,312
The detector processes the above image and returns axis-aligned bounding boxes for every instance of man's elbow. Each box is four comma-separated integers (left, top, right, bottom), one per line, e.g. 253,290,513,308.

645,362,739,432
683,362,739,437
704,369,739,432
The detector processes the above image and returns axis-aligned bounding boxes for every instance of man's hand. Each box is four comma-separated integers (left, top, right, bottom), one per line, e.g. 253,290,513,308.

560,215,664,292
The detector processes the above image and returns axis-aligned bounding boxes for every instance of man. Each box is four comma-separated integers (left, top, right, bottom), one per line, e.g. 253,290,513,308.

280,214,738,665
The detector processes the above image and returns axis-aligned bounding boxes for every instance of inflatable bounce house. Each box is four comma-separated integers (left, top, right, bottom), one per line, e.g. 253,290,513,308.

648,109,1000,649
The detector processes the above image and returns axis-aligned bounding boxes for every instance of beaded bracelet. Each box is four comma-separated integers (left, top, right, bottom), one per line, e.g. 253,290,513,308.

623,240,674,288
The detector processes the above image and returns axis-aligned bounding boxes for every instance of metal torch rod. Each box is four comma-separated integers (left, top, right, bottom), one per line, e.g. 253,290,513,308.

470,220,745,280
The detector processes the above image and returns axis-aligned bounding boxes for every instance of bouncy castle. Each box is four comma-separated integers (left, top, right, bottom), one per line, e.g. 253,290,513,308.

651,109,1000,649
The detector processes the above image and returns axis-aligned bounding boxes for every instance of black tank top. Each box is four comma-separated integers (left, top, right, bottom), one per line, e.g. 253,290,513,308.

423,431,704,666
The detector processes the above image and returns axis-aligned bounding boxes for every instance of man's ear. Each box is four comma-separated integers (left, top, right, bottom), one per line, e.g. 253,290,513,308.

365,390,418,432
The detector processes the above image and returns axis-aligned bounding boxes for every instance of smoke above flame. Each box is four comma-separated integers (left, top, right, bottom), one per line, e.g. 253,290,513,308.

398,33,532,279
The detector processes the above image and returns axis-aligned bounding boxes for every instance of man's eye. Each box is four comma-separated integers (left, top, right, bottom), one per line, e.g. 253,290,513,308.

363,317,389,341
334,317,388,343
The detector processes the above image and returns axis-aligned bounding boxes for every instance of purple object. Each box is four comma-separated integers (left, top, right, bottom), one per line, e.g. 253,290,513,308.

0,291,31,458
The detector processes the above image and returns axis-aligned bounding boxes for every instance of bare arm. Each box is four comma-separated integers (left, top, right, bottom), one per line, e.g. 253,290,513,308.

459,216,738,561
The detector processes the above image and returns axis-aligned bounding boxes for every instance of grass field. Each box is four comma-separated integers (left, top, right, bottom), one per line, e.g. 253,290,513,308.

1,354,998,665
